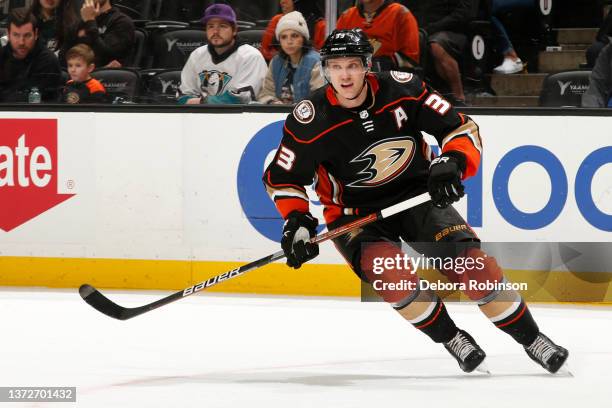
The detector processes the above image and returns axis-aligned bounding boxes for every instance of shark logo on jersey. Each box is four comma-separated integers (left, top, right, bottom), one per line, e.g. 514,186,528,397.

348,137,416,188
199,70,232,96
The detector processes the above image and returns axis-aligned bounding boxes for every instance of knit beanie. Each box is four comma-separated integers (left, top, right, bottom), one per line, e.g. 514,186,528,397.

275,11,310,41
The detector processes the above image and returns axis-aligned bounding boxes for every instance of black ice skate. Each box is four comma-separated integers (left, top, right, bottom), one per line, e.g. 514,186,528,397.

443,329,487,373
524,332,569,374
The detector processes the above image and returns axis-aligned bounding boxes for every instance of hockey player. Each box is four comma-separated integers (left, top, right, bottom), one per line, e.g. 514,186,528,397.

263,28,569,374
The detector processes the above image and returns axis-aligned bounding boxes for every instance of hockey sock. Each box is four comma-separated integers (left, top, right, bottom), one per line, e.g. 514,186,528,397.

480,292,539,346
403,293,459,343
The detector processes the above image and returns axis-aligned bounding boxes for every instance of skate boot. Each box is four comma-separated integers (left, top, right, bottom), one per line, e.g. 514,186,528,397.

443,329,487,373
524,332,569,374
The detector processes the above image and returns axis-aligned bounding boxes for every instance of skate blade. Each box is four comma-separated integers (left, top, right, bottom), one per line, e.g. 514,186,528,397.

553,362,573,377
474,361,491,375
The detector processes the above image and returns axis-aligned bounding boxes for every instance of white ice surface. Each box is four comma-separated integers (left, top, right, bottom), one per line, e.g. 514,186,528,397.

1,288,610,408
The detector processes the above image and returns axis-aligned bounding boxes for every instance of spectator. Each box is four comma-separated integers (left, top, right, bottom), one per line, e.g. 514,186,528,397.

258,11,325,104
294,0,326,51
0,8,62,102
179,3,267,104
416,0,478,104
261,0,295,62
62,43,106,103
62,0,135,67
586,8,612,68
261,0,326,62
489,0,531,74
29,0,63,51
336,0,419,71
582,42,612,108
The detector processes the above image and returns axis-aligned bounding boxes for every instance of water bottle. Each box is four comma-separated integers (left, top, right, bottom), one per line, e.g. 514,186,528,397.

28,87,41,104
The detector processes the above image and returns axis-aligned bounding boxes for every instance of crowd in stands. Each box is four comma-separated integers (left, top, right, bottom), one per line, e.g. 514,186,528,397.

0,0,609,107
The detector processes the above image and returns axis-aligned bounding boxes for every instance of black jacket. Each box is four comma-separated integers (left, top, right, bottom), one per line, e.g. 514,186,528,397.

66,7,135,67
405,0,478,35
0,40,62,102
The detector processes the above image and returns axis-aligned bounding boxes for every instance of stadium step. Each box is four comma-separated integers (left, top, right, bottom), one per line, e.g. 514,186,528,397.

554,28,598,45
538,50,586,72
468,95,540,107
489,73,548,96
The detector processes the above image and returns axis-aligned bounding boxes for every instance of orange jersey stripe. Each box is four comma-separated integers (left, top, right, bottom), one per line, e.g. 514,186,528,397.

274,197,309,219
442,138,481,179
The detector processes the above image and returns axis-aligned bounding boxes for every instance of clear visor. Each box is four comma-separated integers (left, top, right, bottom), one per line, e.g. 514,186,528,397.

321,56,371,80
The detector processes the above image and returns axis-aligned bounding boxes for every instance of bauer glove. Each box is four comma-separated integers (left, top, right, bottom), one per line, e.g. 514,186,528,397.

428,152,466,208
281,211,319,269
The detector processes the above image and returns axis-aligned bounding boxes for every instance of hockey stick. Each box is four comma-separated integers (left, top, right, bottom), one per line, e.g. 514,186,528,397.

79,192,430,320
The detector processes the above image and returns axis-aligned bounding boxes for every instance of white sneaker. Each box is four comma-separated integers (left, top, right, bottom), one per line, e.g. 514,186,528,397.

493,58,524,74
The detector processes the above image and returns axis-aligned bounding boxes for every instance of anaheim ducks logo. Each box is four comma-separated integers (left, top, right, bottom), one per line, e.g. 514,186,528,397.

348,137,416,188
65,91,80,104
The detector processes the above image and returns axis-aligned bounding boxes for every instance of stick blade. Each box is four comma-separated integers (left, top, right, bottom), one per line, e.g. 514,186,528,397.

79,284,130,320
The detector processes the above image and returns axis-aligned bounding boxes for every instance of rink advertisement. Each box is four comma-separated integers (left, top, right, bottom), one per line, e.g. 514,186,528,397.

0,111,610,300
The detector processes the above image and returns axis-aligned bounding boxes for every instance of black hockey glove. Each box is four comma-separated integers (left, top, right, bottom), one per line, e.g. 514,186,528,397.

281,211,319,269
428,152,466,208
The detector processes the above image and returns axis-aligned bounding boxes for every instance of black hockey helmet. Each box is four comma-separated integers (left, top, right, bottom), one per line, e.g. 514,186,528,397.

320,28,373,67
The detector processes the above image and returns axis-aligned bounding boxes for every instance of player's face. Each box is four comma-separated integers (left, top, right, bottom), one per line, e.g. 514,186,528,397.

280,0,294,14
206,18,237,50
8,23,38,60
325,57,368,101
279,29,304,59
67,57,94,82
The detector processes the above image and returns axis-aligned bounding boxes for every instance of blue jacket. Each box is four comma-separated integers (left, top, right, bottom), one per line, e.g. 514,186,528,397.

270,49,321,102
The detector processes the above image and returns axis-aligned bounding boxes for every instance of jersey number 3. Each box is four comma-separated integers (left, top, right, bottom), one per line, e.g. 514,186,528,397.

424,94,451,115
276,145,296,171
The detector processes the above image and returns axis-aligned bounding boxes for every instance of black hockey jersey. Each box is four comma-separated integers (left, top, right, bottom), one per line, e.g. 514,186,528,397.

263,71,482,225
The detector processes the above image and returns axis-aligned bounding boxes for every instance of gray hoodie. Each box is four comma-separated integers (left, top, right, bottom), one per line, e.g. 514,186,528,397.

582,42,612,108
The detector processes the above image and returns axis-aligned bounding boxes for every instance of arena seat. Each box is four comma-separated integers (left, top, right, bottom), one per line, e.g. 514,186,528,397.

150,29,207,69
144,70,182,103
237,29,264,51
539,70,592,107
124,27,147,69
92,68,141,103
114,0,162,20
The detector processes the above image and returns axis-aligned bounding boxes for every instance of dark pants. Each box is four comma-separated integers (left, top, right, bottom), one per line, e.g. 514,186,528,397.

330,201,479,283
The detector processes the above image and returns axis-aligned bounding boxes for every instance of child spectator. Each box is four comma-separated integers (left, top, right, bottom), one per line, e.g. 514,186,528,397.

62,43,106,103
258,11,325,104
